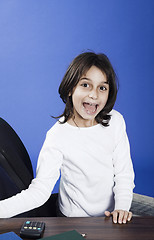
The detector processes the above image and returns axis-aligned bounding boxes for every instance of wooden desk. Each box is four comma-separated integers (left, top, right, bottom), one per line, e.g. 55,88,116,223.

0,217,154,240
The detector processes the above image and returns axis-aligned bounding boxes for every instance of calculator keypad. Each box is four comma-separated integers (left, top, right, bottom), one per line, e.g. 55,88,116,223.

20,221,45,239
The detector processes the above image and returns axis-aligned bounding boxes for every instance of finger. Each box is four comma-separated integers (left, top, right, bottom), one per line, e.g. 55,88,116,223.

122,211,129,224
128,211,132,221
112,211,118,224
104,211,111,217
118,211,124,224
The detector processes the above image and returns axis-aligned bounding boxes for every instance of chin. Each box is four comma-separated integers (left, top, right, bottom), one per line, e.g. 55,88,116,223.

81,114,97,121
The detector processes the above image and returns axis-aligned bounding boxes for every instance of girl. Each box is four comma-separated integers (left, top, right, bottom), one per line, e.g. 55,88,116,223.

0,52,135,224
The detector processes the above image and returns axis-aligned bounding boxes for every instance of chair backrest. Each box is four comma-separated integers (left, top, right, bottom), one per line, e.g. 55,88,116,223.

0,117,58,217
0,117,34,194
130,193,154,216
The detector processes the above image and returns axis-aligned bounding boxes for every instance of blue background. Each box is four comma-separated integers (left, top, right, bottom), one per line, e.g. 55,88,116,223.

0,0,154,196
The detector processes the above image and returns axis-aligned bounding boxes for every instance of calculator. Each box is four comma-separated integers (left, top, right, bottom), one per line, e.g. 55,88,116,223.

20,221,45,239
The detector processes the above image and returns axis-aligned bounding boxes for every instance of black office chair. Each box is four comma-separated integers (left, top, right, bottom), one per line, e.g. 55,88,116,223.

0,117,58,217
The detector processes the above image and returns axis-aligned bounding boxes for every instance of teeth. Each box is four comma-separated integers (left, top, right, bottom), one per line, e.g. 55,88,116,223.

83,102,97,105
85,103,98,109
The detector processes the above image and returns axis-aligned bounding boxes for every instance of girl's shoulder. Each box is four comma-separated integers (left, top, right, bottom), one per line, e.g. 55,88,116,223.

109,109,125,127
46,117,68,137
110,109,123,119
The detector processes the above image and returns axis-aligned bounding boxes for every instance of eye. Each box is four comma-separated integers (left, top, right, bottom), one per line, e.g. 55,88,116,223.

100,86,107,91
81,83,89,88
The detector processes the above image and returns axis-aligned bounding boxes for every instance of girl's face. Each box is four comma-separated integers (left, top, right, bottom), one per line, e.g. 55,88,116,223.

70,66,109,127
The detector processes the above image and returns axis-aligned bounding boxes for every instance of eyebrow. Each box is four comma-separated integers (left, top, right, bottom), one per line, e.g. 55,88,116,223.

80,77,109,84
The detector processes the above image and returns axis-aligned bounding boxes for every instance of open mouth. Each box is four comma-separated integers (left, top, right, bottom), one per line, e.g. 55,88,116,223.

83,102,99,115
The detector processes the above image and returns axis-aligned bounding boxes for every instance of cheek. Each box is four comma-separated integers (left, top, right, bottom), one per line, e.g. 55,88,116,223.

100,92,109,104
72,92,80,109
72,88,84,102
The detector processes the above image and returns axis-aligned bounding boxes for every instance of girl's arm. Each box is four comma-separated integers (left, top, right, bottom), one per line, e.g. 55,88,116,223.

106,114,135,223
0,133,63,218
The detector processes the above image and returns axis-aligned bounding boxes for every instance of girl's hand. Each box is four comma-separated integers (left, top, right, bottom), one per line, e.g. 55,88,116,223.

104,210,132,224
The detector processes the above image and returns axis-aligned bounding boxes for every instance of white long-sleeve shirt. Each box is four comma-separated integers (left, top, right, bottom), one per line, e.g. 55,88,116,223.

0,109,135,218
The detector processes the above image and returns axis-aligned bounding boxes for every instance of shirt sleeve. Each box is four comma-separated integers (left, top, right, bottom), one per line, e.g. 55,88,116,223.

112,115,135,211
0,132,63,218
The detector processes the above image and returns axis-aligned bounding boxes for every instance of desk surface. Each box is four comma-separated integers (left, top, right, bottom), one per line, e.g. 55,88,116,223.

0,217,154,240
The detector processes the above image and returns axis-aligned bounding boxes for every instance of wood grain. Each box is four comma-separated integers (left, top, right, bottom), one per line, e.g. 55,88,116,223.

0,216,154,240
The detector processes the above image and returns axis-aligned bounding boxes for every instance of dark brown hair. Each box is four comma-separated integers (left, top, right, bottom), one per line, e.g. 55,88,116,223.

57,51,118,126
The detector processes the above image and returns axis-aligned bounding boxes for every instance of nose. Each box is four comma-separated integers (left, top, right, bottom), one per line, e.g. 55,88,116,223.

88,89,98,100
